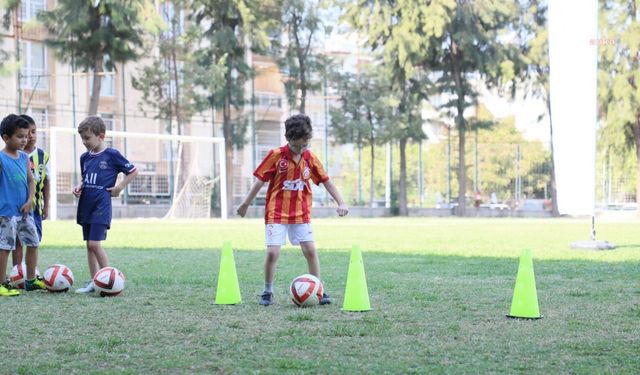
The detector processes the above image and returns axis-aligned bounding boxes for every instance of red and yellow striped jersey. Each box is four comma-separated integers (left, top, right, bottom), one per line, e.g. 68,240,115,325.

254,145,329,224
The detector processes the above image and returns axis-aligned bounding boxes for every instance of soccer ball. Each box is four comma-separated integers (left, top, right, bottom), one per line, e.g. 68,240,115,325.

9,263,40,289
289,274,323,307
93,267,126,297
42,264,74,292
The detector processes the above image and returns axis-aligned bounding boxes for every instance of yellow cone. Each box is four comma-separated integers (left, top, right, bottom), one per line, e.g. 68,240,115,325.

342,245,371,312
215,241,241,305
507,249,542,319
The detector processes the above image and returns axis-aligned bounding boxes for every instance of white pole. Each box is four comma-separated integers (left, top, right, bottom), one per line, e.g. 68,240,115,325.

49,128,58,221
385,142,391,208
218,143,228,220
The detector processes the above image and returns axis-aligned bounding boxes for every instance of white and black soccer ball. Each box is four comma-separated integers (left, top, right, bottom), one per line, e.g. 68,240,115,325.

289,274,323,307
43,264,74,292
93,267,126,297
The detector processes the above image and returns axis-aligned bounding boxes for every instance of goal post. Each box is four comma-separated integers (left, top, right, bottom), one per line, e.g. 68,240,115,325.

47,127,227,221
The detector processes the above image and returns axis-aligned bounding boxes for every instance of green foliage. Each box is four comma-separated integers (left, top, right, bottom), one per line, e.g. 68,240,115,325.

38,0,152,114
0,0,19,76
343,0,528,215
38,0,147,71
132,1,226,133
598,0,640,203
274,0,330,113
191,0,280,215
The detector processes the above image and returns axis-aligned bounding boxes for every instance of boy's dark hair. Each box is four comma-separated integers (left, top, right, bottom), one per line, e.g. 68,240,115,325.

1,114,30,138
78,116,106,136
285,114,313,140
20,114,36,126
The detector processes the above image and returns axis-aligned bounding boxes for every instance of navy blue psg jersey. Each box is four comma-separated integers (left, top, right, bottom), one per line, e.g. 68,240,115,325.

76,148,136,227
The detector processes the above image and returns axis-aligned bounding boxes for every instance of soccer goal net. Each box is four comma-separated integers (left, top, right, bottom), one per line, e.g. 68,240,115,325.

47,127,227,220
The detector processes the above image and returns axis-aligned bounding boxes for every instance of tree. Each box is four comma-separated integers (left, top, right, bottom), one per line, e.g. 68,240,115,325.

0,0,19,77
345,0,524,216
132,1,225,198
133,1,224,134
514,0,558,215
192,0,277,216
276,0,328,113
330,67,389,206
39,0,152,115
598,0,640,212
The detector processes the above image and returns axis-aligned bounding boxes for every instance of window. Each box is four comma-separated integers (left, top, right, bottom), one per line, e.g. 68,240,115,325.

20,0,45,22
100,69,116,97
160,2,184,38
20,42,47,91
91,59,116,97
101,113,115,148
255,92,282,109
26,108,48,150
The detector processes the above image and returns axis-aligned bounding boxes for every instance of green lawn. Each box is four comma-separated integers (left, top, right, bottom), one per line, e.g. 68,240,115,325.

2,218,639,374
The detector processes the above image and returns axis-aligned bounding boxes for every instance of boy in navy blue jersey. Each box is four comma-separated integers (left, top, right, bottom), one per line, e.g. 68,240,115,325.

72,116,138,293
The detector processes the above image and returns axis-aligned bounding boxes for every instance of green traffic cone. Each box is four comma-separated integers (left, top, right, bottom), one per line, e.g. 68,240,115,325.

507,249,542,319
342,245,371,312
215,241,241,305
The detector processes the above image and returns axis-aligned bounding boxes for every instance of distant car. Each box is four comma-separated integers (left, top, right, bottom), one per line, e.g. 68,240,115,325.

480,203,510,211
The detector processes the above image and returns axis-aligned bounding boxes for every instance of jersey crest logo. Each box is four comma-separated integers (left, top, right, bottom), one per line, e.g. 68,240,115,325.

99,161,108,170
278,159,288,173
303,167,310,180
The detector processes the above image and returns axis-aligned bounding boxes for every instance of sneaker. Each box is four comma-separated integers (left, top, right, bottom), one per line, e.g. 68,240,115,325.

24,277,46,291
0,283,20,297
76,281,95,294
259,292,273,306
319,292,332,305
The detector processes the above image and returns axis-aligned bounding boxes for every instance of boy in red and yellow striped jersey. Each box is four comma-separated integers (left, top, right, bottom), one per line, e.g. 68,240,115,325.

237,114,348,306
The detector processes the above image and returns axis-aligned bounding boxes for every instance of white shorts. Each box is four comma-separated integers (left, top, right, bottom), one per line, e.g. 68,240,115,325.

265,223,314,246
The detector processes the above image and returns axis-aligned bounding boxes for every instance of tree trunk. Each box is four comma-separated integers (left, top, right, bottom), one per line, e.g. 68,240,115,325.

634,119,640,218
357,144,362,204
450,39,466,216
398,137,408,216
292,12,307,113
88,55,104,116
299,55,306,113
170,27,189,194
224,67,234,218
369,142,375,207
456,115,466,216
546,96,560,216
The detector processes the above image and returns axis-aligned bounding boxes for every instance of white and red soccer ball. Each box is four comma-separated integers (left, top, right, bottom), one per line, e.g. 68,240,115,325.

43,264,74,292
289,274,323,307
93,267,126,297
8,263,40,289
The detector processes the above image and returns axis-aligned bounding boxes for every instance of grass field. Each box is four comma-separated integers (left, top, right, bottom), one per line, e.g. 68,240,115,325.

2,217,639,374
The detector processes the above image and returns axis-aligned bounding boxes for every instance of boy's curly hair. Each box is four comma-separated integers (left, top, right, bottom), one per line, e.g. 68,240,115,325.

285,114,313,141
78,116,106,136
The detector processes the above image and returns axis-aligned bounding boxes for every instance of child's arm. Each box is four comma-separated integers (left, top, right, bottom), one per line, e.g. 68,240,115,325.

21,163,35,218
236,179,266,217
107,169,139,197
42,176,50,219
322,180,349,217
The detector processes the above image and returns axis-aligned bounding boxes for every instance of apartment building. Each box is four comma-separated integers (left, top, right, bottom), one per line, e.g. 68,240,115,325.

0,1,332,217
